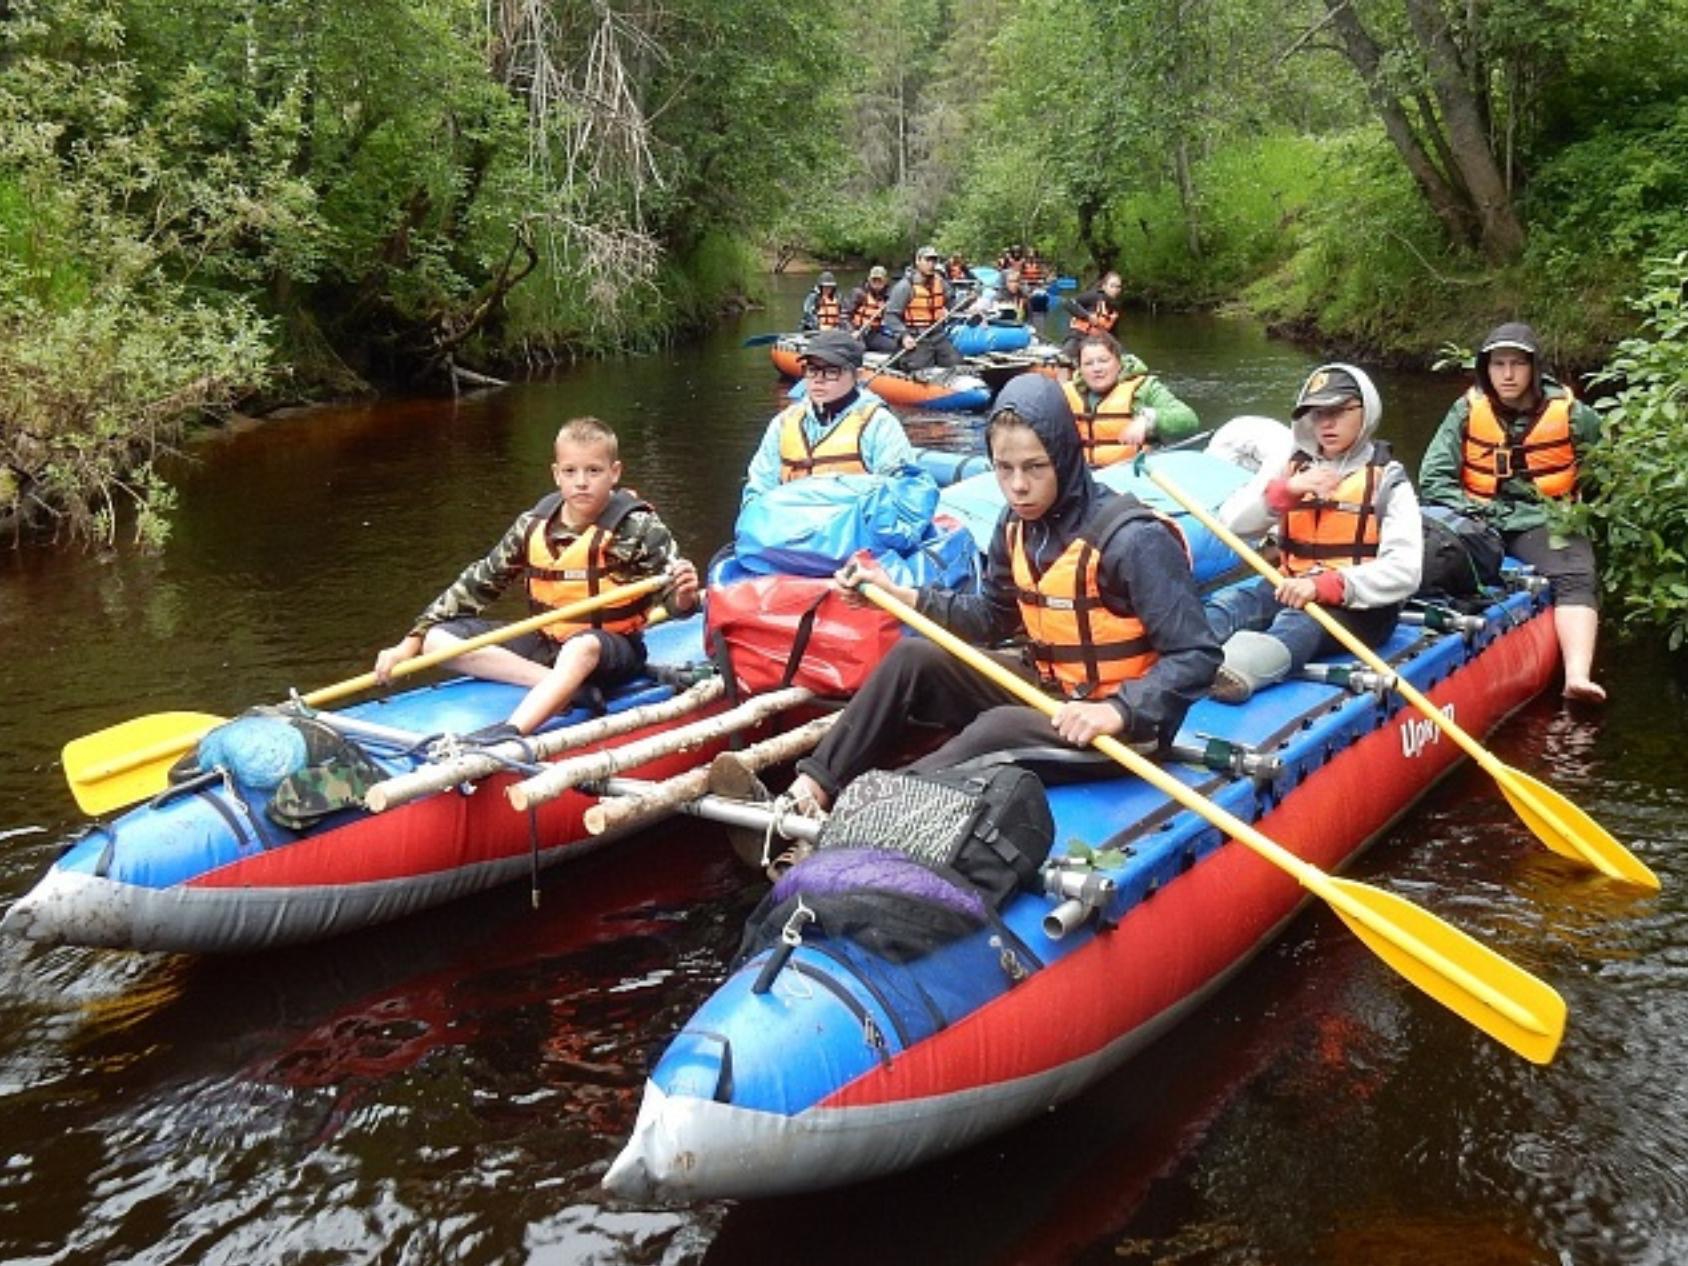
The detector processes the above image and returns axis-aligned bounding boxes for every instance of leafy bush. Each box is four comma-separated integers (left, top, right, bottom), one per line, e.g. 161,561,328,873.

1559,251,1688,650
0,294,271,547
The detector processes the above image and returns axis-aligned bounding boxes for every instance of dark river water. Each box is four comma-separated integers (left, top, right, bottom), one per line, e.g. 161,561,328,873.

2,277,1685,1264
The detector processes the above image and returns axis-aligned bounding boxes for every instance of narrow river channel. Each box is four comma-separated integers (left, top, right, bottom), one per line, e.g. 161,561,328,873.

2,277,1684,1264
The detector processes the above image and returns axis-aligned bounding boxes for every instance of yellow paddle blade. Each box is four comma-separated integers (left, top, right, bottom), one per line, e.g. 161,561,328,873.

63,711,227,816
1324,875,1566,1065
1497,764,1659,889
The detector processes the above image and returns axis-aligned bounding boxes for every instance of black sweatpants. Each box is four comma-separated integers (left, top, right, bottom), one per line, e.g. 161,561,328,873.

793,639,1139,801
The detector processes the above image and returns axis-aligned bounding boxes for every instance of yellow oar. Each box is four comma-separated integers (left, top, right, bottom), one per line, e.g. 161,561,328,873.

63,573,675,816
855,579,1565,1065
1142,463,1657,890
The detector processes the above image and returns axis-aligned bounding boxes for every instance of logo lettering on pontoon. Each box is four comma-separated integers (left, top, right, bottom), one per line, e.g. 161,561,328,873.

1400,704,1455,759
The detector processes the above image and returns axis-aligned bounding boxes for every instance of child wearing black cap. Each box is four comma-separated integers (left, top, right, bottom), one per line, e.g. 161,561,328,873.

1204,363,1422,703
1420,323,1607,701
882,245,963,371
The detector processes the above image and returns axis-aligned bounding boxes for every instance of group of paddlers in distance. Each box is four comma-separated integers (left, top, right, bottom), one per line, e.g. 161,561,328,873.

799,242,1115,371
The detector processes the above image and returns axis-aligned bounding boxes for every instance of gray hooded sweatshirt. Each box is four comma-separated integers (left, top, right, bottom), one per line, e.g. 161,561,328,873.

1221,363,1422,609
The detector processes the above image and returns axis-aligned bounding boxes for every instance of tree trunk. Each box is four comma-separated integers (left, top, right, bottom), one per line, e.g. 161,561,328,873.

1173,138,1202,259
1322,0,1480,251
1404,0,1525,261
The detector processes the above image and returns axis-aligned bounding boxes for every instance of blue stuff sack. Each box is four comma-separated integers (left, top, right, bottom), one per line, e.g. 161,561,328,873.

734,471,940,577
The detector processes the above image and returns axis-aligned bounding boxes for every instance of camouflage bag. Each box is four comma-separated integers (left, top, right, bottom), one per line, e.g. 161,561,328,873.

265,717,389,830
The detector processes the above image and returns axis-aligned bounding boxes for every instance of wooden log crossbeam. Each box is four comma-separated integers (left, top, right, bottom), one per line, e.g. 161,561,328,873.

504,686,815,813
362,677,725,814
582,712,839,836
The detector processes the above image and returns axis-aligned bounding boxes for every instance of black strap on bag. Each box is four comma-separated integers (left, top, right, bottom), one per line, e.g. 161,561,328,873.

817,765,1054,907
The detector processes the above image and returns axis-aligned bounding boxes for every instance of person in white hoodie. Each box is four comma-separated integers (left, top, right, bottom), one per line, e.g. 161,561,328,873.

1205,364,1422,702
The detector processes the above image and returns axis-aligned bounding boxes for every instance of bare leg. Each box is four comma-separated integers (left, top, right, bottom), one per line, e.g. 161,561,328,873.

1555,604,1606,703
421,628,549,688
508,634,601,733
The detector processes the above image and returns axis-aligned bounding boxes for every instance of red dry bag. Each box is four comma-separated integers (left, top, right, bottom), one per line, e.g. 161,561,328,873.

705,574,903,698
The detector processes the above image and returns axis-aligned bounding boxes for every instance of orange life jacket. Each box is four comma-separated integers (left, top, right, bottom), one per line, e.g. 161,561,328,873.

849,286,888,332
1068,294,1118,336
1278,448,1391,577
1007,497,1187,698
1021,258,1048,286
1458,387,1578,501
777,397,876,482
1061,377,1146,467
524,489,654,639
902,274,949,331
811,290,841,331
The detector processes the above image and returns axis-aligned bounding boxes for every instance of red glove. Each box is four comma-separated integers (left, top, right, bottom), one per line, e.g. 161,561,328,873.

1264,477,1300,514
1312,569,1347,605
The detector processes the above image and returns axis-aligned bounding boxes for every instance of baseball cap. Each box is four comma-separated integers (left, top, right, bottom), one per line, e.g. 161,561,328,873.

868,265,887,281
1478,322,1540,358
799,329,863,371
1292,367,1362,416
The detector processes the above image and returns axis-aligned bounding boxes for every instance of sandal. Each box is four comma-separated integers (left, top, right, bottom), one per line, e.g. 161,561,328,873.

764,839,815,882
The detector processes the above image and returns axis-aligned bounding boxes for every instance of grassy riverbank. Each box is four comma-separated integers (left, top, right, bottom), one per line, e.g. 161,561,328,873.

1086,123,1684,370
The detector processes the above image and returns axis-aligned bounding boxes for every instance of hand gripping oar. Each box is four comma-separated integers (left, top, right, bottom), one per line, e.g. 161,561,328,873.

852,578,1566,1064
62,572,675,816
1139,461,1658,891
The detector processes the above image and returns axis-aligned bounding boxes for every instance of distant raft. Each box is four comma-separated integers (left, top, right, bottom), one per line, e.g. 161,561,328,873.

771,335,991,412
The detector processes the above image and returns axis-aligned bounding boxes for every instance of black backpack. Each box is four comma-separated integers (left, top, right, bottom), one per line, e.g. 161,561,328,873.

1420,504,1505,598
817,764,1055,908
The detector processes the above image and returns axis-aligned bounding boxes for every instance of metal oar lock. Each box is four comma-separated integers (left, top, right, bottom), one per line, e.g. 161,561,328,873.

1402,606,1488,639
1042,850,1118,940
1297,662,1395,700
1173,735,1283,785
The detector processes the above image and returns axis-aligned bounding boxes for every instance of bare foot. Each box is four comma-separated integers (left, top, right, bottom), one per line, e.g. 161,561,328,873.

1563,678,1607,704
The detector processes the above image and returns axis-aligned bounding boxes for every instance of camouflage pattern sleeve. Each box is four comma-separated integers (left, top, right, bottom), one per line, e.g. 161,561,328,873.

602,506,681,580
408,508,540,636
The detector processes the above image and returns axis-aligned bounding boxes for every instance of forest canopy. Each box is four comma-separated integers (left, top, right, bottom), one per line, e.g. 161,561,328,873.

3,0,1685,546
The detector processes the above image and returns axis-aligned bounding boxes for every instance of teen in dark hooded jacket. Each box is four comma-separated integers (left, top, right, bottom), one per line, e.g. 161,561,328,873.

783,374,1221,812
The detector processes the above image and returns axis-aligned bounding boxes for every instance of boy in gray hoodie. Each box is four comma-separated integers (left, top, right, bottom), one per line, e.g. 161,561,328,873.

1205,364,1422,703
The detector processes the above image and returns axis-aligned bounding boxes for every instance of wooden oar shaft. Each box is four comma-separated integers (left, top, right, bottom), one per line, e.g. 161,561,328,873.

80,573,673,783
857,581,1560,1046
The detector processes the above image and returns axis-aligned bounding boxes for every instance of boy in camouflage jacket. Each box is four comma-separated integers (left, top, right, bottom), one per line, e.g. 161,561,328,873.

374,417,699,737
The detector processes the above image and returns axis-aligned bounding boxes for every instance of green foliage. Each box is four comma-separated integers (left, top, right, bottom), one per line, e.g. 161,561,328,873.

1525,101,1688,271
1103,132,1322,303
788,187,917,268
0,294,270,546
0,1,282,544
0,0,855,546
1558,252,1688,651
